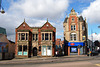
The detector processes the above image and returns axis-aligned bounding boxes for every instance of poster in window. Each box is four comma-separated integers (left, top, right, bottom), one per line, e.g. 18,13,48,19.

71,47,77,53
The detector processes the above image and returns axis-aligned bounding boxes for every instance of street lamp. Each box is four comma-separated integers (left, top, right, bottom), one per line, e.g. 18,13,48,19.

0,0,5,14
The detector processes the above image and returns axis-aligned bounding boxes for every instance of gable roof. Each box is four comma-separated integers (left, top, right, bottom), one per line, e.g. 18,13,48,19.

16,21,30,29
41,21,56,29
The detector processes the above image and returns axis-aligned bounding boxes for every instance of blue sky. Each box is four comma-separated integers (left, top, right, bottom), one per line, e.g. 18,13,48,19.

1,0,100,41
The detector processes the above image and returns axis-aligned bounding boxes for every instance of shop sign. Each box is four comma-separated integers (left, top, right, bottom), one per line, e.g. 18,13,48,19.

70,43,75,46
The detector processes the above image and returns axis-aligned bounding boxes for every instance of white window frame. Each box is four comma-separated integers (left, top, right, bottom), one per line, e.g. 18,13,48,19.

70,33,77,41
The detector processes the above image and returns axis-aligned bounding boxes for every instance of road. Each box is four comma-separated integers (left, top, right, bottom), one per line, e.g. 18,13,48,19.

0,59,100,67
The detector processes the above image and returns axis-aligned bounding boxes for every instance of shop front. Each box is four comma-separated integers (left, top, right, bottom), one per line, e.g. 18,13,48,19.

42,45,52,56
65,42,85,56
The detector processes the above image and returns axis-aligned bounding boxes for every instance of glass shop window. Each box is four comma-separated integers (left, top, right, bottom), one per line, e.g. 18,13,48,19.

18,45,22,51
23,46,27,51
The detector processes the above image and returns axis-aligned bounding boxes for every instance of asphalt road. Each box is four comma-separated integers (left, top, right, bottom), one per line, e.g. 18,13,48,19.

0,59,100,67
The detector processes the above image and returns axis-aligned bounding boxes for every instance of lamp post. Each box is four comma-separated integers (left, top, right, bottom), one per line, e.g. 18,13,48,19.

0,0,5,14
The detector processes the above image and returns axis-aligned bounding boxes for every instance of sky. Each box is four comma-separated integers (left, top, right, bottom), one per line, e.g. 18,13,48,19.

0,0,100,42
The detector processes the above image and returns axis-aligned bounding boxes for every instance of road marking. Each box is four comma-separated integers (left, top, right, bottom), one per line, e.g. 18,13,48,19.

95,64,100,67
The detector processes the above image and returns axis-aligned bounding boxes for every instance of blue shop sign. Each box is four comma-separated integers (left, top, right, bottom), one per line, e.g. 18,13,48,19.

65,42,85,46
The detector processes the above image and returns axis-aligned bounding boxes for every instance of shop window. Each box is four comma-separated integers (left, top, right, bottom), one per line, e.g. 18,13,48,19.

18,45,22,51
47,46,51,50
23,46,27,51
70,46,78,53
47,46,52,56
23,45,27,55
45,33,48,40
21,33,25,40
36,34,38,40
42,46,46,56
42,33,44,40
50,33,52,40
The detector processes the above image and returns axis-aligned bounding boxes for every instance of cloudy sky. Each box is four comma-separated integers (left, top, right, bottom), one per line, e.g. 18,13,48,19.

0,0,100,42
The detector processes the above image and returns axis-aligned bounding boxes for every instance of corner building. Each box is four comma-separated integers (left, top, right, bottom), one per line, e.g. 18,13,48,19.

15,20,56,58
63,8,88,56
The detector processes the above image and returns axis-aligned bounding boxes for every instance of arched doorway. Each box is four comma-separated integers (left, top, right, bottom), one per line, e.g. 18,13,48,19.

33,47,37,56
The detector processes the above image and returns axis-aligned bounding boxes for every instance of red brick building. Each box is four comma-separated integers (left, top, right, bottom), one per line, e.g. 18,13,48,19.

56,39,64,49
15,20,56,58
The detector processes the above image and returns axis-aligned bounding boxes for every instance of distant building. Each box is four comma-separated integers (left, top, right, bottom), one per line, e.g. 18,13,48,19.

56,39,64,50
0,27,6,35
0,34,15,59
56,39,64,56
15,20,56,58
63,8,88,56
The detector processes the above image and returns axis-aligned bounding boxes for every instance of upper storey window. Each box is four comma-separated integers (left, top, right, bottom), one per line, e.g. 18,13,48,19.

70,33,77,41
33,34,38,41
71,25,76,30
42,33,52,41
18,33,28,41
21,33,25,40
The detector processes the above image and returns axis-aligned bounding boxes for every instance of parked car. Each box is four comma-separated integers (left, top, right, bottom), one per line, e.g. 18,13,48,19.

87,51,99,56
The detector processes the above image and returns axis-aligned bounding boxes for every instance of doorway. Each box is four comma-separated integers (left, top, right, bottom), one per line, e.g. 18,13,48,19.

33,47,37,56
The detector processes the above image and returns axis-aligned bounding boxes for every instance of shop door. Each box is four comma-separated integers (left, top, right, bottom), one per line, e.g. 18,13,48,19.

42,46,46,56
47,46,52,56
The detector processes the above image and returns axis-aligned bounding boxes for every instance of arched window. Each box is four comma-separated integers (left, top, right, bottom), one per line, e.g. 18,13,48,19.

70,33,77,41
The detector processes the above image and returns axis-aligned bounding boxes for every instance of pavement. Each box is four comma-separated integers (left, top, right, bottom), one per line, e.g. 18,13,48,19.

0,54,100,65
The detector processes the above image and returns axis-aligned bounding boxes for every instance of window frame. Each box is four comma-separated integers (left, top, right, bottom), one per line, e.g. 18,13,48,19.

70,33,77,41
